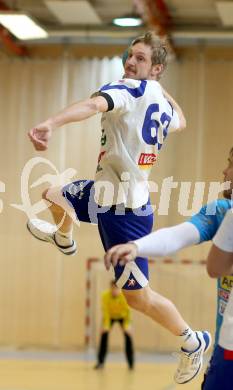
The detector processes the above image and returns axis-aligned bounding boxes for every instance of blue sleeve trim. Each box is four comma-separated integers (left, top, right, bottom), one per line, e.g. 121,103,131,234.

100,80,147,98
188,200,231,243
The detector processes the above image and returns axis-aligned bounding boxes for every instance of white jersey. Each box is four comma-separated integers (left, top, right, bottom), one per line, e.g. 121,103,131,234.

214,209,233,350
94,78,180,208
219,287,233,350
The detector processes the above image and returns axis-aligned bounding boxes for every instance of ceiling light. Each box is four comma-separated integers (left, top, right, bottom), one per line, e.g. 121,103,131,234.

113,16,142,27
45,1,101,25
0,13,48,40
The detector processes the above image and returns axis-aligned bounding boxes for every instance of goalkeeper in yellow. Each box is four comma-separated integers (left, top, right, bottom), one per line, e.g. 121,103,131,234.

94,280,134,370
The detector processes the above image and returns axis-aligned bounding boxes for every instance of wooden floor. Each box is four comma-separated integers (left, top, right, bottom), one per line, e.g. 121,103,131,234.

0,360,203,390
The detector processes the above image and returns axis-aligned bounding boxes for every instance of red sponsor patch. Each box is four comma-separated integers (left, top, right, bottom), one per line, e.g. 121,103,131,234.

224,349,233,360
138,153,157,166
98,151,106,163
219,289,230,301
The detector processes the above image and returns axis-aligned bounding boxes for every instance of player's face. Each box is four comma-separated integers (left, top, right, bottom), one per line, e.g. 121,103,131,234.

123,42,162,80
223,151,233,199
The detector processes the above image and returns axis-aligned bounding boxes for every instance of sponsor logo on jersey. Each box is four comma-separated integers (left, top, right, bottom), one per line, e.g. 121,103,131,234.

219,299,227,316
98,151,106,164
220,276,233,291
224,349,233,360
219,288,230,301
101,129,107,146
138,153,157,168
96,151,106,173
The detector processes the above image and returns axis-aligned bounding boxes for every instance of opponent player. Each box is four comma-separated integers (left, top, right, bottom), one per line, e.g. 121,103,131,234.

27,31,210,384
105,147,233,385
201,210,233,390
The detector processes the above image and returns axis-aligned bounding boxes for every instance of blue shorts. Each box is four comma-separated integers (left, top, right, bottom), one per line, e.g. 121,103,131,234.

62,180,154,290
202,345,233,390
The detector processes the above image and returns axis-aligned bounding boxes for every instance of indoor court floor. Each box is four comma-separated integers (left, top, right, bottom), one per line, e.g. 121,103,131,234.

0,351,205,390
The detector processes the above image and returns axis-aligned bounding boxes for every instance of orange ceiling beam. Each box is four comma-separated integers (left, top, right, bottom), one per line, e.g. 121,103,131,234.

0,0,29,56
145,0,173,36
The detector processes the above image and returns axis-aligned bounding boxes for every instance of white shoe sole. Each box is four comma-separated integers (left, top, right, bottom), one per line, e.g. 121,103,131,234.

27,220,77,256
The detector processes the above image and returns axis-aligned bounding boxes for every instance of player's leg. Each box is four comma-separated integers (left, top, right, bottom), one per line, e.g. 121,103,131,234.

123,286,191,336
118,319,134,369
94,331,109,369
43,185,75,234
123,283,211,383
99,204,191,334
123,286,211,348
95,319,116,369
124,331,134,369
27,180,95,255
27,185,77,254
98,205,211,383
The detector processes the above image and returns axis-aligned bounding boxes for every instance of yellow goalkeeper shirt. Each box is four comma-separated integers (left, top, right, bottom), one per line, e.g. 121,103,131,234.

101,290,131,330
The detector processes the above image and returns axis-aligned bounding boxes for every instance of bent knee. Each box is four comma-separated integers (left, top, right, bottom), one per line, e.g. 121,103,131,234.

206,265,220,278
124,293,137,309
42,188,58,205
123,288,151,313
43,186,64,207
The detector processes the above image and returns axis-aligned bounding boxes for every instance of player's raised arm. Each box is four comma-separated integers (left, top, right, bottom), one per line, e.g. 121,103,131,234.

162,87,186,131
28,95,109,151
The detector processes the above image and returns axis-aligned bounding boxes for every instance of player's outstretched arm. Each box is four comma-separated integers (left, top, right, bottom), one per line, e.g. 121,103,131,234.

104,243,138,270
28,95,108,151
162,87,186,131
104,222,200,270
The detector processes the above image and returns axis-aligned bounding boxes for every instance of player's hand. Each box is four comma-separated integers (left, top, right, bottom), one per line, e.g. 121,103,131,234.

104,242,138,270
28,120,53,151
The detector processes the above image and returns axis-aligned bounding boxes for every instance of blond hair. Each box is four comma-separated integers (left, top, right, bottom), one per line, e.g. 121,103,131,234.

131,31,168,78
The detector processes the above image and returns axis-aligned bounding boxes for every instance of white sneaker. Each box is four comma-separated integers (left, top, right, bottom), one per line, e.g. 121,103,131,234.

27,218,77,255
174,331,211,384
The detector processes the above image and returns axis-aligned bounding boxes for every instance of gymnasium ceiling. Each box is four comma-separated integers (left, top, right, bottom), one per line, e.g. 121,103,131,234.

1,0,233,56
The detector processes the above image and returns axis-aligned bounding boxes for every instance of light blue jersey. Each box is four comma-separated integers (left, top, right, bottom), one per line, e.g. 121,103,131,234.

189,199,232,345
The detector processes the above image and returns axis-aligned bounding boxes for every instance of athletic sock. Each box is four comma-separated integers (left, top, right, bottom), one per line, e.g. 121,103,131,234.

55,230,73,247
179,327,200,352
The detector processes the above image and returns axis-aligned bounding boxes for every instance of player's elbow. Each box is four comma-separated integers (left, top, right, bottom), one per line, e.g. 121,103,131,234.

178,117,186,131
207,245,233,278
90,96,108,113
206,250,220,278
206,264,220,278
86,100,100,115
206,253,223,278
